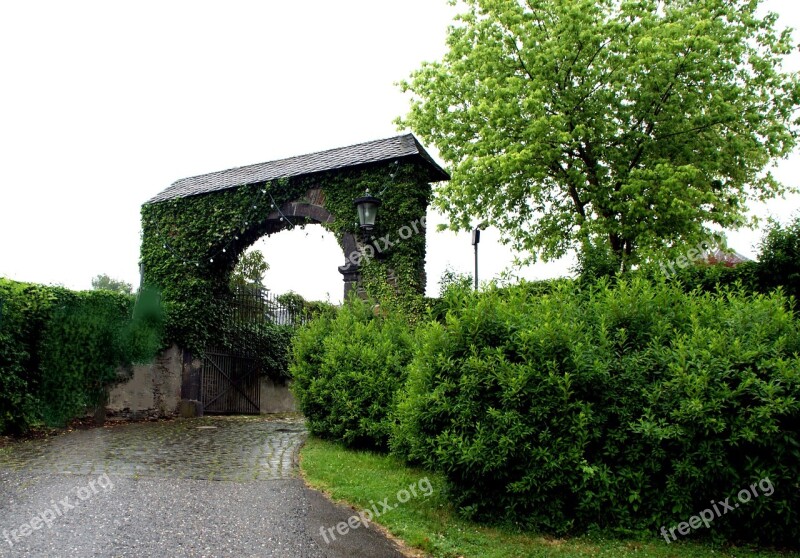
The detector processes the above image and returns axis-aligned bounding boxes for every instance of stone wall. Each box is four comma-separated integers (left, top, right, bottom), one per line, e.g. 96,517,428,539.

107,345,183,417
260,378,298,414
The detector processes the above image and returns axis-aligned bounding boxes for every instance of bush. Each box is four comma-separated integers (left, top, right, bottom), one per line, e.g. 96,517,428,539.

291,297,413,450
0,279,164,433
0,280,60,434
225,321,295,382
757,216,800,305
393,278,800,546
37,288,164,427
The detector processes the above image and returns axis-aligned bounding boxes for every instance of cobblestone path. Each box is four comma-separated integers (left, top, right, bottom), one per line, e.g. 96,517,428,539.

0,415,307,481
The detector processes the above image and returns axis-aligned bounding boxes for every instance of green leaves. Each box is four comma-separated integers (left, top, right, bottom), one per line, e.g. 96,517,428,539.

141,162,432,352
0,279,165,433
399,0,799,269
394,278,800,545
290,297,415,450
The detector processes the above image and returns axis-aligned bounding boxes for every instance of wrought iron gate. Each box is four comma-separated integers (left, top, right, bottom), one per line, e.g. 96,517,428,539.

200,347,261,414
199,287,305,414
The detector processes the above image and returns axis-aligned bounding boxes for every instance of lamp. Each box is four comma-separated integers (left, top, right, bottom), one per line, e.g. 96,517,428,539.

354,192,381,232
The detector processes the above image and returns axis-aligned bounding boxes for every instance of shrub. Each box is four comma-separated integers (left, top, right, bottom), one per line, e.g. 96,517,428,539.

225,321,295,382
757,216,800,305
37,288,163,427
393,278,800,546
0,279,164,433
291,297,413,450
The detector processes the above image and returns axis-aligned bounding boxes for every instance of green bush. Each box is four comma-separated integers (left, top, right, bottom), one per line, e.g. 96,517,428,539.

0,280,60,434
225,321,295,382
757,216,800,305
38,288,164,427
393,278,800,546
290,297,413,450
0,279,164,433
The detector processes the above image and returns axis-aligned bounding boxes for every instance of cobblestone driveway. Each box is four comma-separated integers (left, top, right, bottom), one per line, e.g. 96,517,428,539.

0,415,404,557
0,415,306,482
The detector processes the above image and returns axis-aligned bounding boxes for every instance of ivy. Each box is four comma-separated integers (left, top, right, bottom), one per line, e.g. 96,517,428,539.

140,160,432,353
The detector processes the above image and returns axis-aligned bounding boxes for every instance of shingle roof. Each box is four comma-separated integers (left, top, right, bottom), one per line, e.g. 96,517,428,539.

147,133,449,204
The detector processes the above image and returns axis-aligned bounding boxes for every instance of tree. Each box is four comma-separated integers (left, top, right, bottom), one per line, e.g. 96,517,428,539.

91,274,132,295
230,249,269,289
398,0,799,271
757,215,800,304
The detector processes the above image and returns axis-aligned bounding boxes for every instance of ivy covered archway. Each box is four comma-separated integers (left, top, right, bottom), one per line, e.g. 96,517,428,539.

140,134,448,351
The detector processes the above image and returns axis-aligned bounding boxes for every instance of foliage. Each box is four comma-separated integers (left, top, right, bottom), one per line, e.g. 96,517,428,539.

0,280,56,435
141,162,431,351
225,321,295,382
631,216,799,308
757,215,800,304
91,273,133,295
230,249,269,289
393,278,800,546
0,279,164,433
302,437,796,558
398,0,799,270
276,291,306,316
291,297,413,450
438,266,473,297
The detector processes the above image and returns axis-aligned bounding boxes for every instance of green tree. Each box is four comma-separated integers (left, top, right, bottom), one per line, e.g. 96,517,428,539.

398,0,799,271
91,274,133,295
757,214,800,303
230,249,270,289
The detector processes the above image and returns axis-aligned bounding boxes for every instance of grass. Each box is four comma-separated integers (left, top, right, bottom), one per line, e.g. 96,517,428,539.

300,436,799,558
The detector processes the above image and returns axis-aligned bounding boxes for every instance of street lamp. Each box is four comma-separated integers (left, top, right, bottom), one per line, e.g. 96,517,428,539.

354,191,381,232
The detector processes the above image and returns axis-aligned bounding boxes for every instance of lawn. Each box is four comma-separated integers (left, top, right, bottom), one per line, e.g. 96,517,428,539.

300,437,798,558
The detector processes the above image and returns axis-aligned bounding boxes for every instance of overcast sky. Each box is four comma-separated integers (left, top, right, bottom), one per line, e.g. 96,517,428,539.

1,1,798,303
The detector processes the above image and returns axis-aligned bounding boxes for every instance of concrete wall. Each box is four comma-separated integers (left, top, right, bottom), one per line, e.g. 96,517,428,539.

107,345,183,417
260,378,298,414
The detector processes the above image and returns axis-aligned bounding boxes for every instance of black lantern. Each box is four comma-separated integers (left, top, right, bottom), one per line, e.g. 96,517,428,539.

354,192,381,232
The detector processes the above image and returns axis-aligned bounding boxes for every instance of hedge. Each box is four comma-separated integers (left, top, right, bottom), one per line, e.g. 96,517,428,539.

290,297,413,450
0,279,163,434
393,278,800,546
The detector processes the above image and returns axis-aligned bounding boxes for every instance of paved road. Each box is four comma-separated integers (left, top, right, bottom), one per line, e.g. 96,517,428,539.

0,416,405,557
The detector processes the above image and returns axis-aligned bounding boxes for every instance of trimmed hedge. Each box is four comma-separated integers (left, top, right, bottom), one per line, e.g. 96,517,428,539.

0,279,163,434
290,297,413,450
393,278,800,546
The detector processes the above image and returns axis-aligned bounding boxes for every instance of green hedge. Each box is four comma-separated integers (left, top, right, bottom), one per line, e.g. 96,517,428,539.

393,279,800,546
0,279,163,434
290,297,413,450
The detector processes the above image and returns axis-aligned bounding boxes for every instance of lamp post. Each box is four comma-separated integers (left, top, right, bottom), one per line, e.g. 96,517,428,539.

472,228,480,291
354,191,381,232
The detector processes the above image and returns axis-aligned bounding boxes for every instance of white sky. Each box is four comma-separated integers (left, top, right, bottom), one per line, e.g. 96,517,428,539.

1,0,798,303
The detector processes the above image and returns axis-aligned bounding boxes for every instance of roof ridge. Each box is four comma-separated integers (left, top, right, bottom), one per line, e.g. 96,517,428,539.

146,133,446,204
170,133,416,187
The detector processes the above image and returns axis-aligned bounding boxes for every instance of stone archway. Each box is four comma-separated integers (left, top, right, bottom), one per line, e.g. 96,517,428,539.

139,132,448,351
131,134,448,416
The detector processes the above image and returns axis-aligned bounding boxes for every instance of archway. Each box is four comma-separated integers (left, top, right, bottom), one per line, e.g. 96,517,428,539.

139,134,448,412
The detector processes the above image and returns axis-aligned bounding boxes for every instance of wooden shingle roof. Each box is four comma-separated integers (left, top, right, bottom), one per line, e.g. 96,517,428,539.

147,133,449,204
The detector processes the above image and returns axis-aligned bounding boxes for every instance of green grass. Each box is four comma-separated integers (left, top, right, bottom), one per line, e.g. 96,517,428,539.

300,437,798,558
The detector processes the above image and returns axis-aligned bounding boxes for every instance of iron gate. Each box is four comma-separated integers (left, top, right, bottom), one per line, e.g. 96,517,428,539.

199,287,306,414
200,347,261,414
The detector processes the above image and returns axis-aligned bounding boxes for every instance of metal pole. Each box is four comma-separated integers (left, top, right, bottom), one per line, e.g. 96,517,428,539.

474,242,478,291
471,228,481,291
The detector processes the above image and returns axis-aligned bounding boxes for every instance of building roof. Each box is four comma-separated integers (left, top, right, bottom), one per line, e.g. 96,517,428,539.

147,133,449,204
701,248,752,266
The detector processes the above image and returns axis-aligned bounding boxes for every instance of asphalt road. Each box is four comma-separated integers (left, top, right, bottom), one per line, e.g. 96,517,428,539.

0,417,405,558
